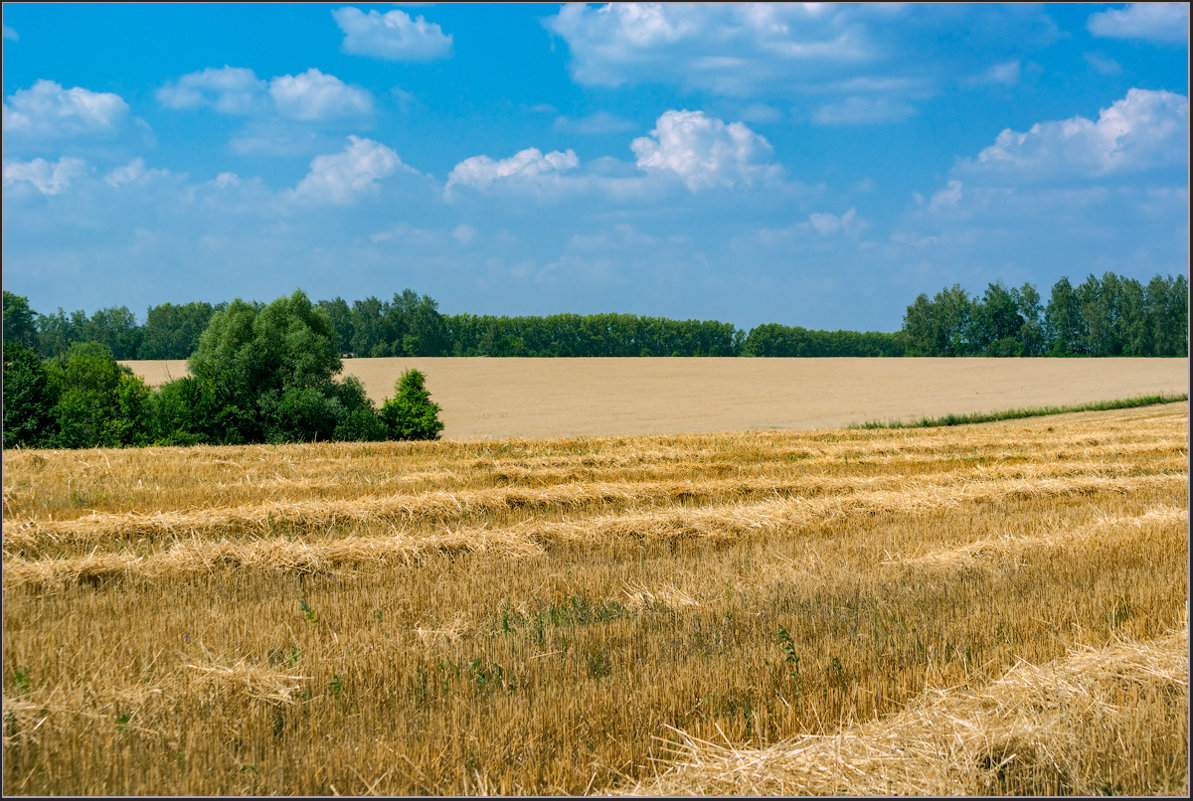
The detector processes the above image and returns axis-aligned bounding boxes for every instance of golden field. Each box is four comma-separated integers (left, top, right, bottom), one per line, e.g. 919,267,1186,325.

2,401,1188,795
120,356,1190,439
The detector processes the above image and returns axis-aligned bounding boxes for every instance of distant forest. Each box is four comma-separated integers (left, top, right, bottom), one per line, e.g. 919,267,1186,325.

2,271,1187,361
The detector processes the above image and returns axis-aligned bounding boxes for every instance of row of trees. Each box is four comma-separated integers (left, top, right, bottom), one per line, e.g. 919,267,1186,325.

3,291,443,449
902,273,1188,357
3,290,905,361
3,270,1186,367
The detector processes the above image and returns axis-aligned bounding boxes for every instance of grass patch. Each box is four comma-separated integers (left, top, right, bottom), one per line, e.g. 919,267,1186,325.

851,394,1188,430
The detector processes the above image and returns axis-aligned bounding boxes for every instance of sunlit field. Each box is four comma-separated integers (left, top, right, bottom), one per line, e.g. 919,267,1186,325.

120,356,1190,439
3,401,1187,795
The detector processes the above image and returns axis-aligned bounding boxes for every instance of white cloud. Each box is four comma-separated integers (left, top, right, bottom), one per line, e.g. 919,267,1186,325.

157,66,371,122
3,156,90,195
3,24,18,41
812,96,916,125
446,147,580,194
332,6,452,61
287,135,412,204
3,80,129,138
155,66,268,114
808,208,866,237
961,60,1021,89
554,111,636,135
630,109,781,190
269,68,373,121
102,157,173,188
1087,3,1189,44
960,88,1189,181
452,224,477,244
1083,52,1122,76
546,3,878,94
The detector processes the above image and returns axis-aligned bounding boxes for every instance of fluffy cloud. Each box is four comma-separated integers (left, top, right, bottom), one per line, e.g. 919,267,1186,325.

158,66,372,122
287,136,411,204
3,156,90,195
1087,3,1189,44
332,6,452,61
959,88,1188,182
269,68,373,121
156,66,267,114
446,147,580,194
545,3,1056,109
3,80,129,138
630,110,780,190
546,3,877,94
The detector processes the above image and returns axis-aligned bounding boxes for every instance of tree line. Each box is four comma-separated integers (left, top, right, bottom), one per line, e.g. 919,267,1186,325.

901,273,1188,357
5,272,1185,365
3,291,442,449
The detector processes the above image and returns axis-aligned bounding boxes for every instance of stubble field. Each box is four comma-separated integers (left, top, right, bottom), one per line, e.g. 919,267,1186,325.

3,400,1188,796
120,356,1190,439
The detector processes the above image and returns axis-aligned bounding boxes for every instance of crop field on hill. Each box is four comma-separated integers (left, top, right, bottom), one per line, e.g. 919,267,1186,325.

120,356,1190,439
3,402,1188,795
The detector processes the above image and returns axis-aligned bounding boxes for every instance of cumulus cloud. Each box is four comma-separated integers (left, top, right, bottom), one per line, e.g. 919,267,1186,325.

546,3,877,94
545,2,1056,113
3,156,90,195
158,66,372,122
1087,3,1189,44
808,208,866,237
287,135,412,204
156,66,267,114
446,147,580,195
3,80,129,138
959,88,1188,181
630,109,781,190
269,68,373,121
332,6,452,61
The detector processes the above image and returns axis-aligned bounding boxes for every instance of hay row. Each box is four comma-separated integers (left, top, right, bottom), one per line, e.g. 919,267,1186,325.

6,473,1186,587
621,624,1189,796
886,505,1189,568
6,453,1184,550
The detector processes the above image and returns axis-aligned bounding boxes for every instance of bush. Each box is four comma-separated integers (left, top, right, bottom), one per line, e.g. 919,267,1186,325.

262,387,343,444
45,342,152,448
2,342,58,448
379,369,443,441
332,376,387,442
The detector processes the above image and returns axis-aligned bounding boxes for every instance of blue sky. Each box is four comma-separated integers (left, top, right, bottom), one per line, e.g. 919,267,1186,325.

2,3,1188,332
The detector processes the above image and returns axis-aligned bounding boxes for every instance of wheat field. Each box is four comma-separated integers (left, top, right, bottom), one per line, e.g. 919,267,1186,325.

3,402,1188,795
120,356,1191,439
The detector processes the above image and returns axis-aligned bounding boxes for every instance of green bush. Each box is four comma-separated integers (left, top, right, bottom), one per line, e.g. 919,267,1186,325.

2,342,59,448
379,369,443,441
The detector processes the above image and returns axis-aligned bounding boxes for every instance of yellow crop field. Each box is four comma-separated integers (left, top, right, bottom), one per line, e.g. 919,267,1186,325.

3,402,1188,795
120,356,1190,439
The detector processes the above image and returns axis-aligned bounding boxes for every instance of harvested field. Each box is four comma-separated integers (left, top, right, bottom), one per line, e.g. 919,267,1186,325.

119,356,1190,440
3,402,1188,795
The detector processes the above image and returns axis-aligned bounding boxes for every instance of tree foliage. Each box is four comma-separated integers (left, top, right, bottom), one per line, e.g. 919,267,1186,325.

379,369,444,441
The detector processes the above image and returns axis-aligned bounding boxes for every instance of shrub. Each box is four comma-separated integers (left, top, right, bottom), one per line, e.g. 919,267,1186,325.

2,342,59,448
379,369,444,441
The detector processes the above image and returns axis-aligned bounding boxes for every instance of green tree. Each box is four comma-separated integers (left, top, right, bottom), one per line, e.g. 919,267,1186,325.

2,342,59,448
138,301,215,359
3,291,39,349
45,342,152,448
379,369,443,441
188,290,344,443
1044,276,1086,356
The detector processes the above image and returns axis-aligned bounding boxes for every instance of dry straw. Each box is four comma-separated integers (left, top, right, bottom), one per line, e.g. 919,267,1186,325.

623,624,1189,797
